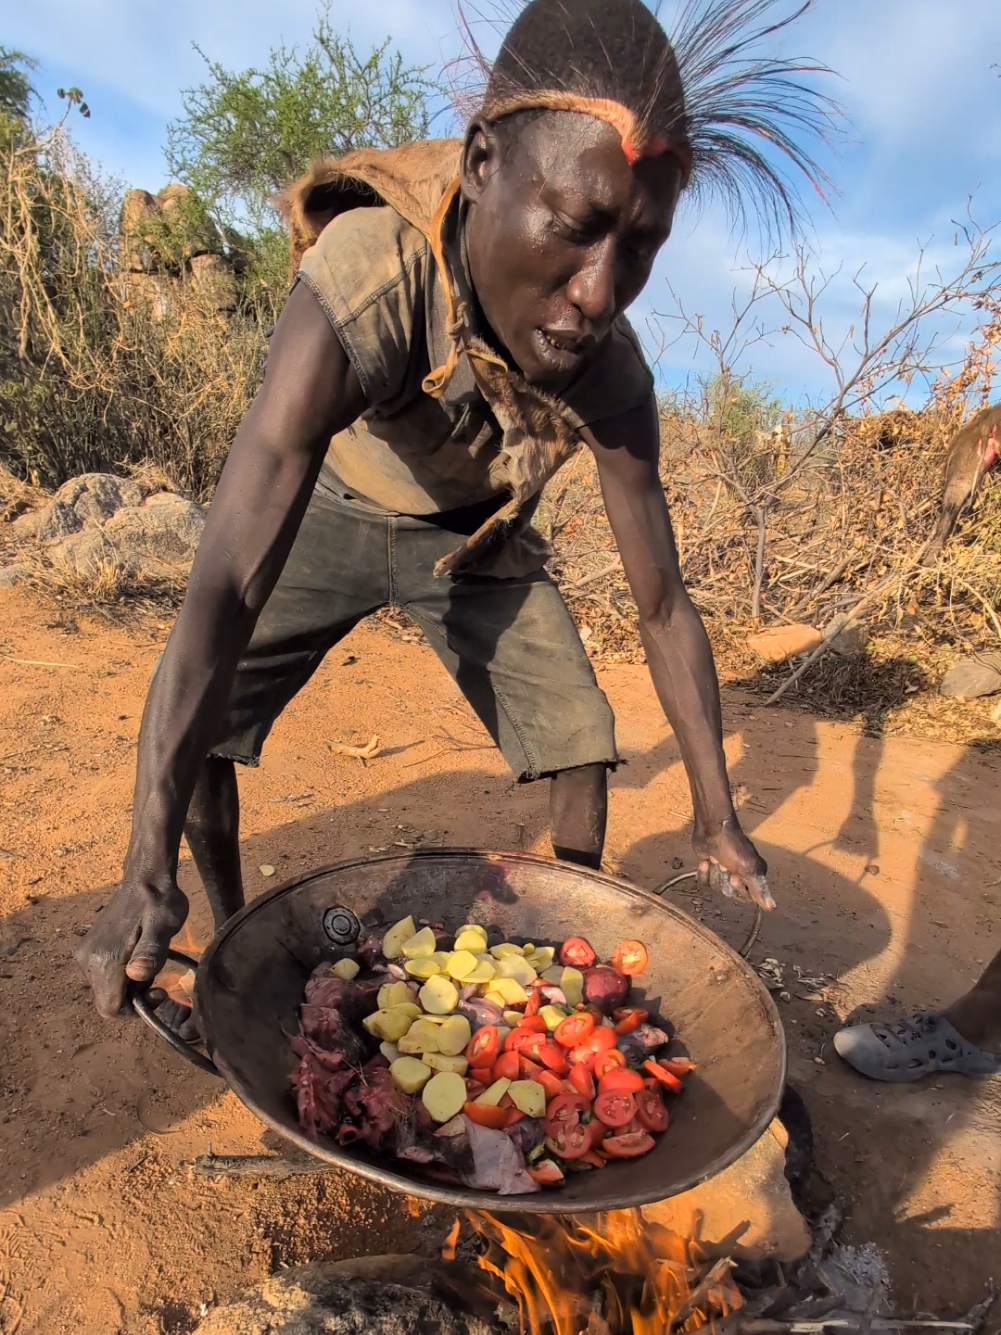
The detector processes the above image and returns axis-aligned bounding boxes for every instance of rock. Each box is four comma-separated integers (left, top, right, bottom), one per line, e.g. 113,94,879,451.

193,1258,504,1335
640,1117,811,1262
189,253,238,312
10,508,44,541
747,623,824,664
939,651,1001,701
48,528,118,579
36,474,143,545
102,493,204,571
827,618,869,656
0,563,29,587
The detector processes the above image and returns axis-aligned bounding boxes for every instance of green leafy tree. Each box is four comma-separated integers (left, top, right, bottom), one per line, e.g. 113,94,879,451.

165,7,436,230
0,48,37,147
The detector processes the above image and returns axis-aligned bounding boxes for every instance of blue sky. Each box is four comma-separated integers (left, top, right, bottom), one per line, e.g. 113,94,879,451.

7,0,1001,405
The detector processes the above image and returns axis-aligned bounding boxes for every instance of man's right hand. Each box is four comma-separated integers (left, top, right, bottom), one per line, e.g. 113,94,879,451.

74,880,189,1018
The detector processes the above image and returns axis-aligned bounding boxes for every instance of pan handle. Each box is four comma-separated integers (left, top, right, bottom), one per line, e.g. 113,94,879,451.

130,948,221,1078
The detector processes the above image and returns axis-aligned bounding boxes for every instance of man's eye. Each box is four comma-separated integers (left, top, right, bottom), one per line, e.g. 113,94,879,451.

550,212,592,243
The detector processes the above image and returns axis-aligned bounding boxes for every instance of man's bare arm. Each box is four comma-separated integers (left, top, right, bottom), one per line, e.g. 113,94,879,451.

583,395,773,908
77,283,367,1015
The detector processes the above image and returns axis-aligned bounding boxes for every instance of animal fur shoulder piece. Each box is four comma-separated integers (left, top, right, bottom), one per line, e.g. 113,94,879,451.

277,139,464,272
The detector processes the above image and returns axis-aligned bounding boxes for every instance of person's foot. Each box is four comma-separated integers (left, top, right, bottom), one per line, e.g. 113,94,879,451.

145,987,201,1043
942,984,1001,1053
833,1007,1001,1083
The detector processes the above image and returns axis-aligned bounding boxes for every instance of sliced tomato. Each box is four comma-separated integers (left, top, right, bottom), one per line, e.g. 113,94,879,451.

613,1007,650,1035
498,1092,514,1109
521,1035,570,1075
515,1015,548,1034
536,1069,565,1101
464,1101,509,1129
527,1159,565,1186
469,1065,494,1085
643,1060,684,1093
594,1089,636,1128
610,940,649,977
585,1117,609,1150
504,1108,526,1127
593,1049,627,1079
554,1012,595,1049
601,1130,655,1159
549,1120,590,1159
544,1092,589,1139
580,1150,608,1168
523,987,543,1018
568,1063,597,1099
467,1025,499,1066
493,1051,521,1082
635,1088,669,1133
504,1028,542,1054
571,1027,618,1067
559,937,597,969
519,1055,545,1081
659,1057,697,1077
598,1068,644,1095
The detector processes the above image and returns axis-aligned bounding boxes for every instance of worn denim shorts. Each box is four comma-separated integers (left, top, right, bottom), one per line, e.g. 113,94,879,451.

209,476,618,782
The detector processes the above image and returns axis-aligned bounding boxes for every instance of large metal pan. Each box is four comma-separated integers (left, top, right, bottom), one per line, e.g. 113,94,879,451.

135,849,785,1214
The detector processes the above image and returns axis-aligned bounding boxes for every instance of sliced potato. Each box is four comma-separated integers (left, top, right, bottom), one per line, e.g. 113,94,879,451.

475,1077,512,1106
401,926,437,958
502,1009,524,1028
378,980,416,1010
508,1079,547,1118
495,1026,512,1045
404,957,442,980
561,966,585,1007
437,1013,472,1057
446,950,479,982
424,1051,469,1075
390,1056,433,1094
331,957,360,980
539,1004,568,1032
454,927,488,953
485,977,529,1006
490,942,524,960
398,1018,442,1054
363,1005,419,1043
419,975,459,1015
466,959,496,984
422,1071,468,1123
525,946,555,972
541,965,565,985
496,955,538,987
382,915,416,960
430,951,453,968
379,1040,401,1064
415,1011,448,1024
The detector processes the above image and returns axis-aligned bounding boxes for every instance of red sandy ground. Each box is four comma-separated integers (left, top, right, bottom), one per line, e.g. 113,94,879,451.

0,585,998,1332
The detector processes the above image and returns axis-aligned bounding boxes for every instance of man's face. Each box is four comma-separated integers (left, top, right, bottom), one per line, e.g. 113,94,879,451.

462,112,682,388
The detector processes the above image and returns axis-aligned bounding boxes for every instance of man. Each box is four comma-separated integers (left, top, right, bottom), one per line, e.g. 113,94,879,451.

77,0,827,1024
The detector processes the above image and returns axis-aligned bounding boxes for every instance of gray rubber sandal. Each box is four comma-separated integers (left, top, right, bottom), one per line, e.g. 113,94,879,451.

833,1010,1001,1083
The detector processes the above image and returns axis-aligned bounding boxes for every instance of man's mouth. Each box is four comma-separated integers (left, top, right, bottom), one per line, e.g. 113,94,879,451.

534,327,593,374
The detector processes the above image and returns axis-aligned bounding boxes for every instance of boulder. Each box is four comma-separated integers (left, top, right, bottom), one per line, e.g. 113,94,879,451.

939,651,1001,701
10,508,44,541
48,528,118,579
189,252,238,313
640,1117,811,1262
0,563,29,588
102,492,204,572
828,619,869,656
747,623,824,664
36,474,143,545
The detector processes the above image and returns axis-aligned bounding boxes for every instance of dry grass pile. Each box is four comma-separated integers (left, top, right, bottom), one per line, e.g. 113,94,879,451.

0,126,269,499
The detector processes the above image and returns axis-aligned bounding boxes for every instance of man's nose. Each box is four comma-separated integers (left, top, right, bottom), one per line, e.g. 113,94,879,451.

566,237,618,328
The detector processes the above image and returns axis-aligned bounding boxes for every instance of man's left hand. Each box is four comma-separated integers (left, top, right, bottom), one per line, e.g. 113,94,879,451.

692,817,774,911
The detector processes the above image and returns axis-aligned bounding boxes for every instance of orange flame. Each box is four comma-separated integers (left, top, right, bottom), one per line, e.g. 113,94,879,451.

464,1209,742,1335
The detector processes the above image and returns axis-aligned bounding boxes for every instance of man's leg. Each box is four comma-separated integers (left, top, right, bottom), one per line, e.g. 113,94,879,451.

942,947,1001,1052
184,756,245,930
550,763,607,869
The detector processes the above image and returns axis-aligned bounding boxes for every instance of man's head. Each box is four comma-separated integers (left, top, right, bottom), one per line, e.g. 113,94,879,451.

458,0,833,386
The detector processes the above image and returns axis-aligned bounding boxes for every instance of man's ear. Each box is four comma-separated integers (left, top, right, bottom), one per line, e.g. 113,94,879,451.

461,117,502,202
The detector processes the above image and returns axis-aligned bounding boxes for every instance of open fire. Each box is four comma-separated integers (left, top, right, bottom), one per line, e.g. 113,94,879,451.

451,1209,744,1334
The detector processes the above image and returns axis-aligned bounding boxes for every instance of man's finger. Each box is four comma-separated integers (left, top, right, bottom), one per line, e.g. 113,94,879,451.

696,858,712,889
